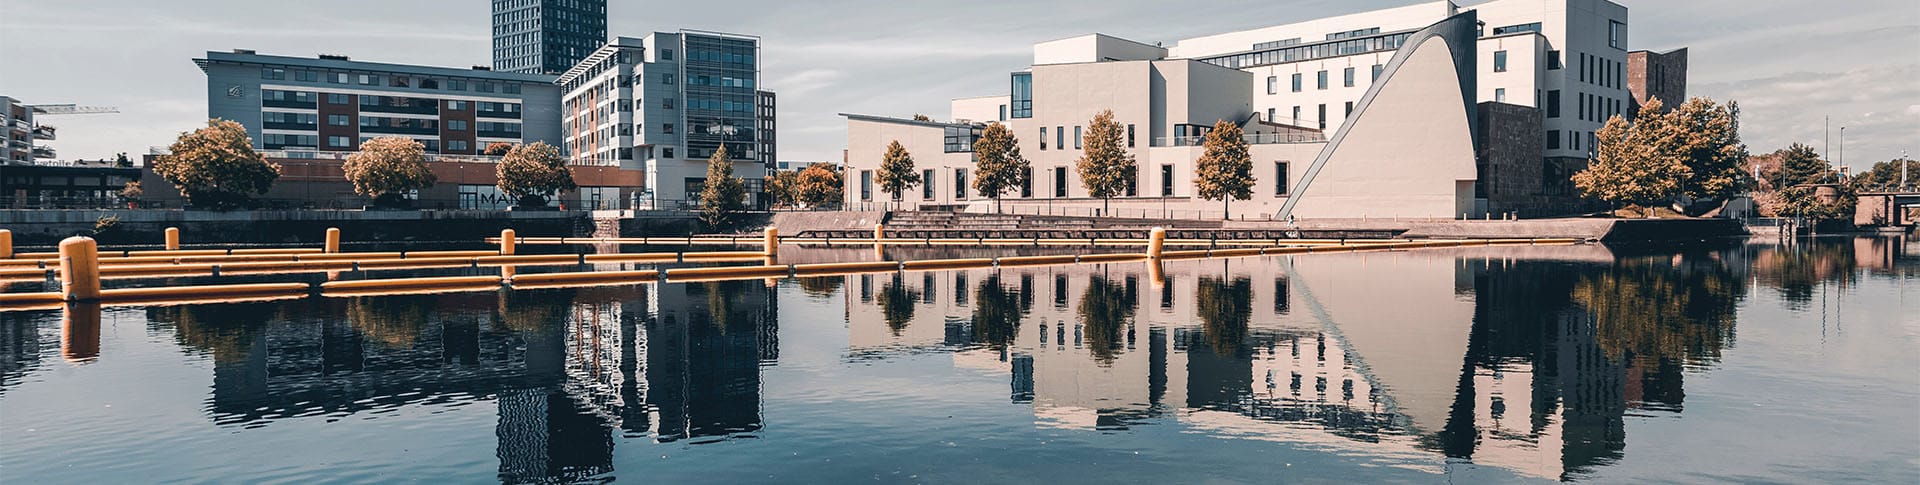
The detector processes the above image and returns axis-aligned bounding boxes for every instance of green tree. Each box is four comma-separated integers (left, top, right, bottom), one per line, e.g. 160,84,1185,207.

152,119,281,209
495,142,576,208
1852,158,1916,191
342,136,437,208
119,181,143,204
1572,102,1686,215
765,169,802,208
876,140,921,207
1195,119,1255,219
1075,110,1137,214
1755,144,1856,221
1667,97,1750,200
1195,276,1252,357
971,122,1029,212
1776,143,1832,187
699,145,748,229
796,162,845,209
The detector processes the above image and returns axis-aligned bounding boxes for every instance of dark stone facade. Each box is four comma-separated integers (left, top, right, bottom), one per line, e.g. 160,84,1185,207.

1627,48,1688,116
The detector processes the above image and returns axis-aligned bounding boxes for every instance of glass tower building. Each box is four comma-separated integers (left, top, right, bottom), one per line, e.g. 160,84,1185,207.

492,0,608,75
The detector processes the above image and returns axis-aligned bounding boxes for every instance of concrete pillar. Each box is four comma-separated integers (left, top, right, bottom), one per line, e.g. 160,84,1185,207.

164,227,180,250
0,229,12,259
59,236,102,301
1148,227,1167,259
325,227,341,253
763,226,779,257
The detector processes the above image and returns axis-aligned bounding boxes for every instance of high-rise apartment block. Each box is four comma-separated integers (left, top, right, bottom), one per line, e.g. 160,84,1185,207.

493,0,609,75
1,96,46,164
557,31,767,208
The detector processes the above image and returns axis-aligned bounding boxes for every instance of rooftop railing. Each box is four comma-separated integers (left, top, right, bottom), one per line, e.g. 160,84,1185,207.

1152,131,1326,147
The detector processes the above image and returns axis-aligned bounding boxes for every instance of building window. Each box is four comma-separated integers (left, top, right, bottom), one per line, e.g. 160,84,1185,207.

1546,50,1562,70
999,105,1007,121
1317,70,1328,90
449,80,467,91
359,74,378,86
295,71,318,82
1344,101,1353,119
1009,73,1033,119
1317,104,1327,130
1127,124,1136,148
327,93,350,104
420,78,438,89
1160,164,1174,196
662,49,675,61
1546,90,1561,118
447,140,469,152
1039,127,1047,150
1546,130,1561,149
390,76,411,88
1292,106,1301,123
955,169,968,198
1054,167,1067,197
923,169,936,199
1073,126,1082,149
663,147,674,158
328,114,349,126
1267,108,1277,122
503,84,521,94
662,123,674,134
1371,64,1383,81
860,170,873,201
1266,76,1278,95
449,120,468,131
1494,50,1508,72
663,98,675,109
262,68,285,80
448,100,467,110
1343,67,1355,87
1020,167,1033,197
663,73,675,84
1495,88,1506,103
1056,126,1064,151
1291,73,1303,92
1275,161,1289,195
328,136,351,148
1609,21,1625,49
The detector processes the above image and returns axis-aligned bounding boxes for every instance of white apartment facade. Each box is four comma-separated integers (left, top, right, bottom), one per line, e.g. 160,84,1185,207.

843,0,1630,219
558,31,768,210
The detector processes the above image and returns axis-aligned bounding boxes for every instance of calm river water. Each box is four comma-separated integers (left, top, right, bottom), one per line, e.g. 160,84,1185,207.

1,236,1915,483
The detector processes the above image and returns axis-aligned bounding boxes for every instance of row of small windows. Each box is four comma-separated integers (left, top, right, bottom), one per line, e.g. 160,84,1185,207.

261,68,525,94
1201,32,1411,70
686,74,755,89
1266,64,1382,94
1546,129,1596,153
262,111,516,135
1037,124,1135,151
862,161,1294,202
1578,52,1623,90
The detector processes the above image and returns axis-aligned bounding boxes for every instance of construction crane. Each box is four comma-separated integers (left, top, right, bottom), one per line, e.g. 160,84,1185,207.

27,104,119,116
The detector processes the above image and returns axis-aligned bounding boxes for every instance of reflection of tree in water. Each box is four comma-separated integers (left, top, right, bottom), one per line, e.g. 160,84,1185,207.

1571,253,1746,367
1195,276,1253,357
498,289,575,333
346,295,435,348
1752,240,1858,311
970,274,1026,350
148,302,283,362
1077,276,1136,365
877,274,920,335
795,276,843,300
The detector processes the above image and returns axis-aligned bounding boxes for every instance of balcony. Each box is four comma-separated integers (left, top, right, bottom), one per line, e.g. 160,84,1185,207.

31,146,55,159
31,125,55,140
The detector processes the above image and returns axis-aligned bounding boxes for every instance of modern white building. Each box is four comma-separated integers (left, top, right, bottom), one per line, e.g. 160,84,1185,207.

842,0,1637,219
558,31,769,210
1,96,52,164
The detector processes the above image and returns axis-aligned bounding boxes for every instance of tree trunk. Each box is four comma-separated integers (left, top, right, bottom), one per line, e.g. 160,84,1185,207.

1223,198,1230,221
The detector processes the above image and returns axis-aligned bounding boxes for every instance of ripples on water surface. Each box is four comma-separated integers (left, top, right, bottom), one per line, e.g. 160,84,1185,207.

1,236,1915,483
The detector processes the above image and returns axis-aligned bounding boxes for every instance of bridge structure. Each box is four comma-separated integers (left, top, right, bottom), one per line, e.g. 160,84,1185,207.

1856,191,1920,228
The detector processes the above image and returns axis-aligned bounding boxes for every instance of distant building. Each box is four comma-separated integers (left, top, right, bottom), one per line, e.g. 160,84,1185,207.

557,31,766,209
492,0,608,75
757,90,777,175
196,49,564,155
1,96,53,164
1626,47,1687,116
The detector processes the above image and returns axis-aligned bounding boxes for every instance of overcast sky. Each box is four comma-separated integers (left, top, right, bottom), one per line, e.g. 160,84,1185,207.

2,0,1915,170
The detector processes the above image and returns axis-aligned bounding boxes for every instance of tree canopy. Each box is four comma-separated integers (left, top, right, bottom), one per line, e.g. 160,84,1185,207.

1667,97,1749,200
971,122,1029,211
1195,119,1254,219
1075,110,1137,213
152,119,281,209
796,162,845,209
343,136,436,206
495,142,576,207
765,169,802,208
876,140,921,204
1571,100,1688,212
1853,158,1916,191
699,145,748,229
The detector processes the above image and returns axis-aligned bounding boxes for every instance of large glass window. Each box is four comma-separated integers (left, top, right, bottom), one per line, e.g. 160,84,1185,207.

1275,161,1289,195
1009,73,1033,119
1494,50,1508,72
1053,167,1067,197
1291,73,1302,92
1609,21,1625,49
1317,70,1328,90
943,125,979,153
1343,67,1355,87
1266,76,1278,95
923,169,936,199
1546,90,1561,118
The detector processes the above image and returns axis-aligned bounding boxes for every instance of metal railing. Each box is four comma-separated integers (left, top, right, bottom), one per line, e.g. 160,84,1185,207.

1152,131,1325,147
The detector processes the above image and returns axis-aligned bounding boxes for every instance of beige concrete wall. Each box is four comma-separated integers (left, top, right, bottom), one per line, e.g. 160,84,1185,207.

951,95,1009,124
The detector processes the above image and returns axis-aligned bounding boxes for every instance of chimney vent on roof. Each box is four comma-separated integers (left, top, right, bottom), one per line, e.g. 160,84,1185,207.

232,49,256,55
318,54,350,61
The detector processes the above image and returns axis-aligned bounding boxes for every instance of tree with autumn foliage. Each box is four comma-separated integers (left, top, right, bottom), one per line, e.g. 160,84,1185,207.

152,119,282,209
343,136,437,208
971,122,1029,212
1572,99,1689,214
876,140,921,207
1075,110,1137,214
796,162,844,209
495,142,576,208
483,142,514,156
1195,119,1255,219
1666,97,1750,201
765,169,802,208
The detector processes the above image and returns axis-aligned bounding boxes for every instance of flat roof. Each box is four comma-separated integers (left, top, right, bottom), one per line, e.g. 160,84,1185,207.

840,113,973,128
197,50,558,84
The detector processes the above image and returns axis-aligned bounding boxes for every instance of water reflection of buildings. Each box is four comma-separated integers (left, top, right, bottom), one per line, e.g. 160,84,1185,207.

840,242,1760,480
144,280,777,483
